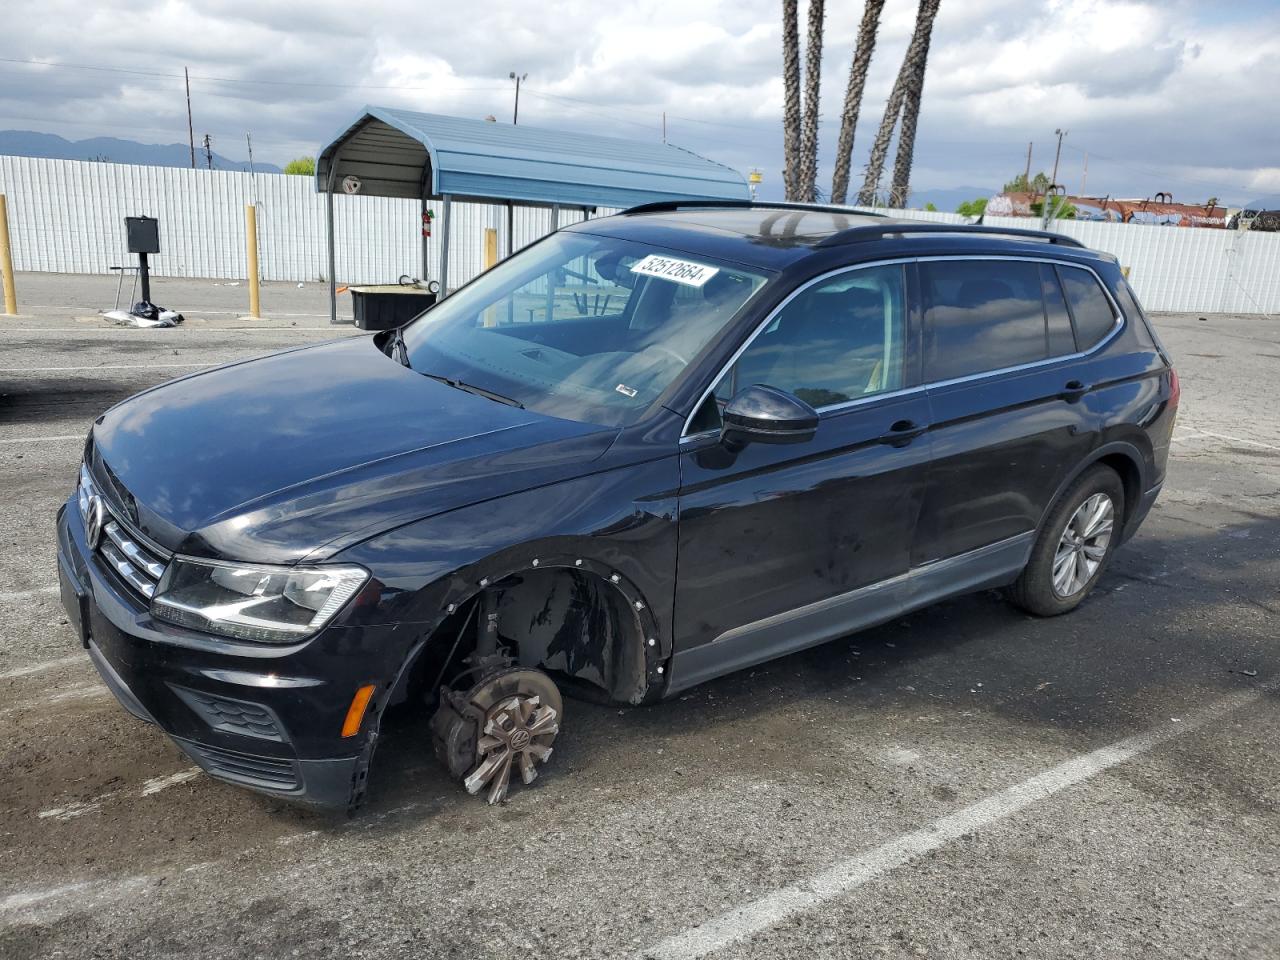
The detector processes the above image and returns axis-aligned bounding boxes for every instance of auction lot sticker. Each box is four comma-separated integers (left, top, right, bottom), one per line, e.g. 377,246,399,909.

630,254,720,287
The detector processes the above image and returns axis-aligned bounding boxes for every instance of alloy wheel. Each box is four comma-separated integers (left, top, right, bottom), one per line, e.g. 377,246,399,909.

1051,492,1115,598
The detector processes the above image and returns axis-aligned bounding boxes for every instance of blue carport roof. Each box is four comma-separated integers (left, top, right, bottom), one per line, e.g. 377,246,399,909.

315,106,748,208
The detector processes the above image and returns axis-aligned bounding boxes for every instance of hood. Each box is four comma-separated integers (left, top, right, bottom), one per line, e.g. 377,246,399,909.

91,336,617,562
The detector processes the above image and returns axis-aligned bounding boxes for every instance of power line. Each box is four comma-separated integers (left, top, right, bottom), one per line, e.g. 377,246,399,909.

1060,142,1258,197
0,56,506,94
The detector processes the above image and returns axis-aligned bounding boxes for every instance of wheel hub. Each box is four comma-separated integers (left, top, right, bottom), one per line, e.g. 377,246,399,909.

432,667,563,805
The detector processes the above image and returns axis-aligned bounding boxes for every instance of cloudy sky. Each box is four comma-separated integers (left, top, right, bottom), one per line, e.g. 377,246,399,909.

3,0,1278,205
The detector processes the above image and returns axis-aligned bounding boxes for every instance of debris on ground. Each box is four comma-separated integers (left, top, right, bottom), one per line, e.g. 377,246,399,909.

102,301,185,328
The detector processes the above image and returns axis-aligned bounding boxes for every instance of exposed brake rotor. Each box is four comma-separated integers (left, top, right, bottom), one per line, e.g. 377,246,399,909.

432,667,563,804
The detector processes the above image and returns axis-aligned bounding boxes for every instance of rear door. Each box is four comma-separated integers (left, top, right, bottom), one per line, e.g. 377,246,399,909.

670,262,932,690
913,256,1105,566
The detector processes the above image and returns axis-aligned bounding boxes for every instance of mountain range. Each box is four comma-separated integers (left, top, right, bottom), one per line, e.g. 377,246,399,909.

0,130,282,173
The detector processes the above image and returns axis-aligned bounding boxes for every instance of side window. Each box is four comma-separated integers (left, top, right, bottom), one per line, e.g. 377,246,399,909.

726,263,905,408
1040,264,1077,355
1058,265,1118,350
921,259,1048,381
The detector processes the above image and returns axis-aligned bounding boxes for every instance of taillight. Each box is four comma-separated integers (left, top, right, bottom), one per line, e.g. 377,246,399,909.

1168,367,1180,408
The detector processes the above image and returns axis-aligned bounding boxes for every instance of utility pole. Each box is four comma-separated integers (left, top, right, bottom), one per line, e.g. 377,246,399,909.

185,67,195,169
1080,151,1089,195
1050,128,1066,189
202,134,213,170
509,71,527,124
662,111,667,144
1023,141,1032,189
1043,128,1067,228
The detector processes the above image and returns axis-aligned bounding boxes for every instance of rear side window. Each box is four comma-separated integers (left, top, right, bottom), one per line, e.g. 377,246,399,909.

920,260,1047,381
1058,265,1118,350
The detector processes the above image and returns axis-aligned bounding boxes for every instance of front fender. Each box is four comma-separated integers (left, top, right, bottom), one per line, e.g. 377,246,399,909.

333,454,682,674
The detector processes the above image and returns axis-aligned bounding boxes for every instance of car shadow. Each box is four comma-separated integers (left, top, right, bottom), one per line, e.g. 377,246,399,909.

348,508,1280,826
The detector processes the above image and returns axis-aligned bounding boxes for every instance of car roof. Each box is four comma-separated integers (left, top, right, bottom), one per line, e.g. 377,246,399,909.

564,201,1094,273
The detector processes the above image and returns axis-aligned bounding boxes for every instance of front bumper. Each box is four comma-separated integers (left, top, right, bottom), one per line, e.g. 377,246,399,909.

56,500,370,808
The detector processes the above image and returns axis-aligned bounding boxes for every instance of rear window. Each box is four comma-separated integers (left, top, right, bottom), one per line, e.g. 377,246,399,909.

1058,265,1118,350
920,259,1047,381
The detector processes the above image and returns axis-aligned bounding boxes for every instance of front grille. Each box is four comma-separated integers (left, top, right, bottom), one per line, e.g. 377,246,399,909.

79,463,171,601
185,742,300,791
99,520,168,598
170,685,287,742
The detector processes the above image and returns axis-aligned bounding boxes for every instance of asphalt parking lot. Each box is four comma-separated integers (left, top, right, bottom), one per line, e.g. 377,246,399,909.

1,271,1277,959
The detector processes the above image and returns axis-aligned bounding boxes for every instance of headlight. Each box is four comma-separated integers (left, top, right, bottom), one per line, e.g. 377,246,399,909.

151,556,369,643
77,463,96,526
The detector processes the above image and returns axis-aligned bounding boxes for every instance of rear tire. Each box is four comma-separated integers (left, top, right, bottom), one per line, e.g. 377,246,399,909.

1006,465,1125,617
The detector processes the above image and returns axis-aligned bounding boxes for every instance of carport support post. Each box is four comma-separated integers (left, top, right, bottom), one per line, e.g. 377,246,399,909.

0,194,15,316
326,164,339,324
439,194,452,297
421,196,430,282
245,203,261,318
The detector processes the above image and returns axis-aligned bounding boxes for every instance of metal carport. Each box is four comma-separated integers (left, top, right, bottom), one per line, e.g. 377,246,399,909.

315,106,750,324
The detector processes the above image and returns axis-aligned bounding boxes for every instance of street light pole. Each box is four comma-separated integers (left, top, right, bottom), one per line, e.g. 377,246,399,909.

509,71,527,125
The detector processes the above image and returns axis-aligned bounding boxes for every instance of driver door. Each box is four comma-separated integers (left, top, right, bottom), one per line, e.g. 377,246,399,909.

669,262,932,691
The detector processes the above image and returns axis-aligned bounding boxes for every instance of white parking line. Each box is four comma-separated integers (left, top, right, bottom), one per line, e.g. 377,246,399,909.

0,653,82,681
2,324,344,331
0,362,209,372
35,766,204,821
0,682,107,716
0,435,83,445
0,875,154,919
644,676,1278,960
141,768,202,796
1173,426,1280,451
0,585,61,602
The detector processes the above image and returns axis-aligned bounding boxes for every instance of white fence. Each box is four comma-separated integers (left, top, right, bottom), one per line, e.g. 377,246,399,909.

2,155,1279,313
0,155,600,289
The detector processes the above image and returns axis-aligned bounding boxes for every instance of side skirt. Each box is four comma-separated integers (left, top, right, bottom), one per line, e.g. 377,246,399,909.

666,532,1034,694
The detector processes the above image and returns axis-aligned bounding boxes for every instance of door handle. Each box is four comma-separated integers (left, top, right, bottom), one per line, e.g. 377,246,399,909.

1060,379,1090,401
878,419,929,445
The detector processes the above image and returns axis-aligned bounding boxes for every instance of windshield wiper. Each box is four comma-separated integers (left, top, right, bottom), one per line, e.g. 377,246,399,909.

420,372,524,408
387,327,411,368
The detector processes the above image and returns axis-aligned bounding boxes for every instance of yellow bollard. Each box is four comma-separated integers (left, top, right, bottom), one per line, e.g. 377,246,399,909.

482,228,499,327
245,203,261,318
0,194,17,316
483,227,498,270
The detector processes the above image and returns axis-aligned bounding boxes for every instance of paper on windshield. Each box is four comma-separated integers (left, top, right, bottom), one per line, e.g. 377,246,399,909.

630,254,720,287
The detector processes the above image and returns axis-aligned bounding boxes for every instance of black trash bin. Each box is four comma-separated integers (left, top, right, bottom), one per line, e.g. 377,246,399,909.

348,285,438,330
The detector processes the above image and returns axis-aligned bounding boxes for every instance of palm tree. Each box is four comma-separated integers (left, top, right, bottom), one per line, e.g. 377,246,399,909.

831,0,885,205
889,0,942,207
856,0,942,207
855,72,904,206
797,0,826,202
781,0,802,200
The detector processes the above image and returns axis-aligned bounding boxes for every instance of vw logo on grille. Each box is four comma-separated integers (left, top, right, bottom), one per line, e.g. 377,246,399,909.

85,495,107,549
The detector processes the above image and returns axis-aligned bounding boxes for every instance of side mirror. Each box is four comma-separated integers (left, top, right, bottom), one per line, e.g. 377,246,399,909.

720,384,819,447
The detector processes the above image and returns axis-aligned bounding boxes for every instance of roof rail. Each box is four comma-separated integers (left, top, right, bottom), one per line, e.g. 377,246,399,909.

622,199,890,218
818,222,1086,249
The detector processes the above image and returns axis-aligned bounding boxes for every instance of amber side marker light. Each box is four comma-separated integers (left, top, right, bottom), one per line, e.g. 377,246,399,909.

342,684,376,738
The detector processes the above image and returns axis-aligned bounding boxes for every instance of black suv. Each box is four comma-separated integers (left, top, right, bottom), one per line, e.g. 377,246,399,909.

56,202,1177,809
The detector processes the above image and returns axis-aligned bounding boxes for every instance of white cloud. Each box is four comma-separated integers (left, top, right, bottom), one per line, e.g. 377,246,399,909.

1,0,1277,204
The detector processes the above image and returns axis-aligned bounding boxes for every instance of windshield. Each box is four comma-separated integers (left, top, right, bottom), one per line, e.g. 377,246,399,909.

400,232,769,426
